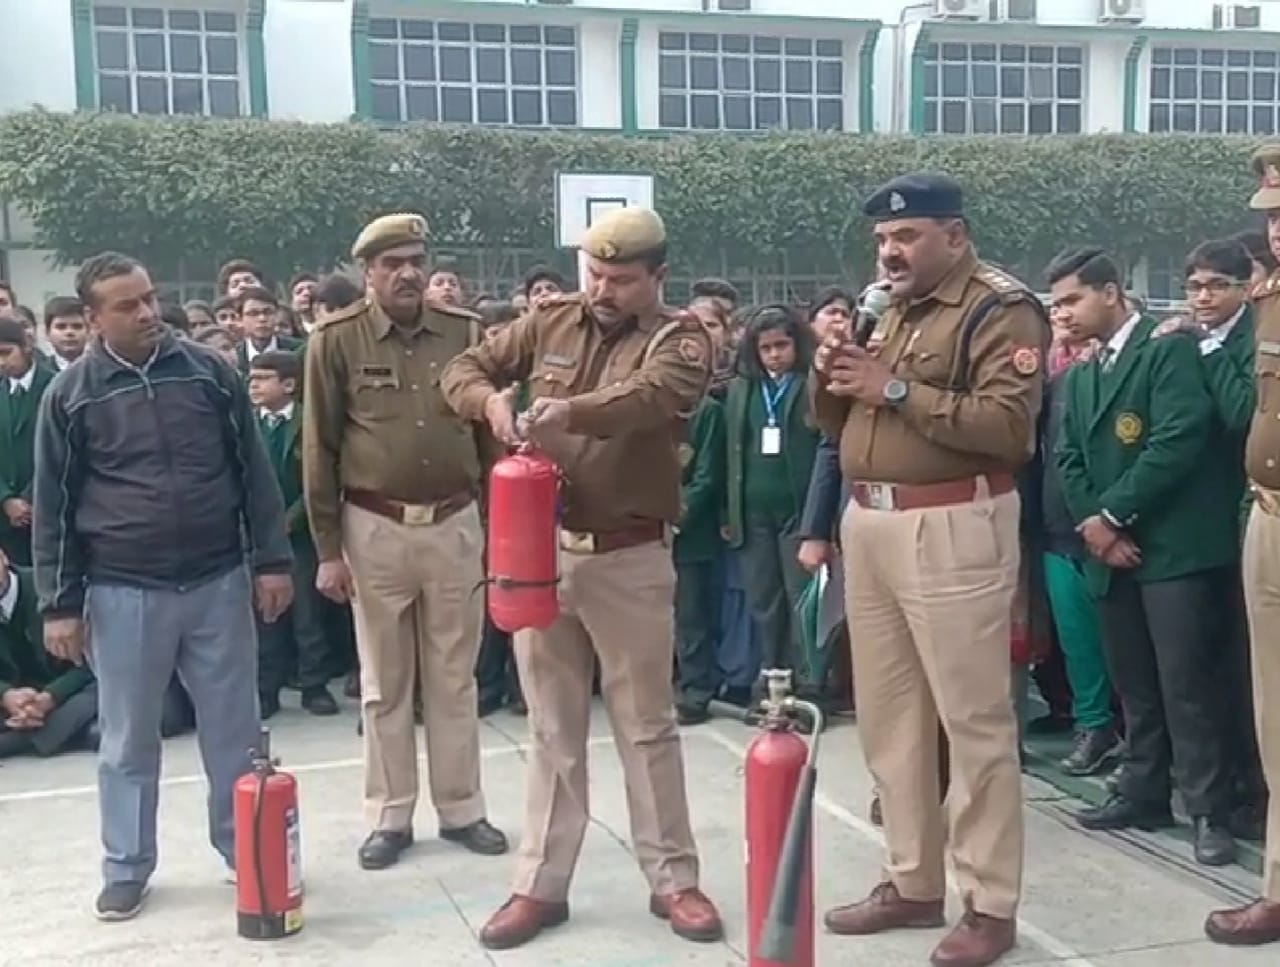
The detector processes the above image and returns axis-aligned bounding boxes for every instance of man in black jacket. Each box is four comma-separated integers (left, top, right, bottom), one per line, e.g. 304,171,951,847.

32,252,294,923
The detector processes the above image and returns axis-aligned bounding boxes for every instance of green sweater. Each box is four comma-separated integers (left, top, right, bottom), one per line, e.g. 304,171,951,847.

0,361,56,506
0,567,93,704
674,395,727,564
259,406,308,540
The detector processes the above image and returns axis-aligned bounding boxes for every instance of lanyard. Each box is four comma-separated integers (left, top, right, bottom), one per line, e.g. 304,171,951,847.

762,374,792,427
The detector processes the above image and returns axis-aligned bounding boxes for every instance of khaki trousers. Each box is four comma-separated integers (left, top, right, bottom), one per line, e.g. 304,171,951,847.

841,489,1024,919
1241,502,1280,901
342,502,486,832
512,539,700,902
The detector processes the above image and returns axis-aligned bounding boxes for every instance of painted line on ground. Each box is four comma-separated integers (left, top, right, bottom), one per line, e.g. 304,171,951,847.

0,735,617,805
698,727,1100,967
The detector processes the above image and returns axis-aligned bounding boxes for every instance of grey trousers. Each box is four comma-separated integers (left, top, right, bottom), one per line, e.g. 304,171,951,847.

87,566,260,886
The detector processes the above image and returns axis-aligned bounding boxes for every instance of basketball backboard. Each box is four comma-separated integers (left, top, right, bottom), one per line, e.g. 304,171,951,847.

554,173,655,249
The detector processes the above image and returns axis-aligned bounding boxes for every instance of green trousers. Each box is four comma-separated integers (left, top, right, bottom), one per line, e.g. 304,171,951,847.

1043,551,1113,731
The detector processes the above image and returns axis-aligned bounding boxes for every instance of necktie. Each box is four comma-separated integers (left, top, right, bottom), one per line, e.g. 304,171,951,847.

1099,347,1116,373
10,384,25,398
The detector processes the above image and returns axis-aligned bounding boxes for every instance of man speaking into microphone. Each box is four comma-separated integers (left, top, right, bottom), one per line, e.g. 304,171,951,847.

812,173,1048,967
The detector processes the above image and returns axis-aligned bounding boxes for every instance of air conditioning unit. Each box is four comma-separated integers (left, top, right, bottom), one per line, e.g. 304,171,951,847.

1214,4,1262,29
1099,0,1146,22
935,0,987,20
702,0,751,10
998,0,1038,21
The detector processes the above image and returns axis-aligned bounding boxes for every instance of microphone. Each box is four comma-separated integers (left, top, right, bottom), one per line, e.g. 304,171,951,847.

852,282,892,348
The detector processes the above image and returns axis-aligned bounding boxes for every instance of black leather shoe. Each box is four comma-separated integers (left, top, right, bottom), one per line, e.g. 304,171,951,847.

260,692,281,720
358,829,413,870
301,686,339,717
1077,793,1174,832
676,704,710,726
1194,817,1237,867
441,818,508,856
477,693,504,718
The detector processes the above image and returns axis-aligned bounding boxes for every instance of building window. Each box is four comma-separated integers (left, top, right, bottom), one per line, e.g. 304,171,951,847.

922,42,1084,135
368,18,579,126
657,32,844,132
1149,47,1280,135
92,5,243,117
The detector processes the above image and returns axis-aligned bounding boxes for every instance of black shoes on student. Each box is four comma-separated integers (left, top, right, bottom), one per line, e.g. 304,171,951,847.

301,686,339,716
95,882,148,922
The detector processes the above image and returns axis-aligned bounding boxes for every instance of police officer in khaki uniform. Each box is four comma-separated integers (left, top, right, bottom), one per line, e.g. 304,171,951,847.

1205,144,1280,947
303,213,507,870
814,175,1046,967
440,207,723,951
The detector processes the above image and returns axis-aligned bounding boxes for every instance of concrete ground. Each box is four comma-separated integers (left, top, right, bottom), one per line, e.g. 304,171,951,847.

0,695,1274,967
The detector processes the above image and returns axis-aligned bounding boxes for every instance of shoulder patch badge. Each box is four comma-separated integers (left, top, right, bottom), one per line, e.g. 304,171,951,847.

1011,346,1040,376
1114,411,1143,446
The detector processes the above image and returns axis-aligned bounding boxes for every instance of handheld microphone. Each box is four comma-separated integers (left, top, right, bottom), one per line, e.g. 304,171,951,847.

852,282,892,348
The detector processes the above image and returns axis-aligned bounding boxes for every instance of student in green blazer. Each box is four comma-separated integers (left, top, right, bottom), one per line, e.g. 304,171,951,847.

1050,247,1239,867
1154,239,1264,840
235,286,305,376
673,300,730,725
723,305,819,693
247,351,337,719
0,317,56,566
0,551,98,758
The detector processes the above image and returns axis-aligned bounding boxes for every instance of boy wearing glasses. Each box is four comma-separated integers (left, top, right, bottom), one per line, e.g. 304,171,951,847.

235,287,304,376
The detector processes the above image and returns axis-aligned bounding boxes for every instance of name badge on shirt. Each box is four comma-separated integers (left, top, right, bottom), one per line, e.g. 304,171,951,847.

761,425,782,456
1259,341,1280,357
541,353,577,368
359,364,394,378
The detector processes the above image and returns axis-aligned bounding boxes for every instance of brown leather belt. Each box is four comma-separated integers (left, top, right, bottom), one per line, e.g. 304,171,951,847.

344,489,472,526
851,472,1015,512
559,522,665,555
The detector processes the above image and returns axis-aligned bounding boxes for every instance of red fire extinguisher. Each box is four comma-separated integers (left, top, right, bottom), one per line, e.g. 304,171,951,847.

234,727,303,940
713,669,824,967
487,445,561,633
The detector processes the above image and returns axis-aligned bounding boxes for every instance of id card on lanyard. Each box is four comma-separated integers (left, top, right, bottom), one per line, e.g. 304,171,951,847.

761,375,791,456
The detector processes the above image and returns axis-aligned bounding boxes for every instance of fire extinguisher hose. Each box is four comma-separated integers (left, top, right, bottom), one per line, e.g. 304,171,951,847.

251,768,269,934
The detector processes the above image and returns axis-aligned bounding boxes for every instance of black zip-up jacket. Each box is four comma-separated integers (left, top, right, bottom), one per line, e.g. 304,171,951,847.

32,333,292,618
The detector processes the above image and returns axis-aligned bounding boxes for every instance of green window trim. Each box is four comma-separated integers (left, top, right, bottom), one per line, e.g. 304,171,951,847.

71,0,94,110
620,18,638,134
908,25,932,136
1122,37,1147,134
857,27,880,134
247,0,268,118
352,0,372,120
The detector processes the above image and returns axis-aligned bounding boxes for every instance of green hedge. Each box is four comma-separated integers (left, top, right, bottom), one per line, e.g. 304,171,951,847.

0,110,1264,286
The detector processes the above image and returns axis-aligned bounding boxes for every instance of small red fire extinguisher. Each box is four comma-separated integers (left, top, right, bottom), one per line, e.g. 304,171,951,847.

486,445,561,633
713,670,823,967
234,727,303,940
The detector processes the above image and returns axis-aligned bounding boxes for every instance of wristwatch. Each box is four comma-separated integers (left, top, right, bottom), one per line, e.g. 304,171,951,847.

883,378,909,406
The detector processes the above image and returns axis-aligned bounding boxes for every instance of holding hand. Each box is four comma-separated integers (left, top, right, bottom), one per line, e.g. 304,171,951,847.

825,346,894,405
484,389,521,447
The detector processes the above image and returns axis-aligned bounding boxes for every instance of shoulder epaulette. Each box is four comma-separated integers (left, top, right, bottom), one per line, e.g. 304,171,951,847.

973,264,1034,305
425,299,481,321
1259,273,1280,300
312,297,369,331
539,292,584,308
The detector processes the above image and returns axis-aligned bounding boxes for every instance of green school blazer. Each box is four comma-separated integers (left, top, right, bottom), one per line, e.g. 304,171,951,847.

1055,316,1239,596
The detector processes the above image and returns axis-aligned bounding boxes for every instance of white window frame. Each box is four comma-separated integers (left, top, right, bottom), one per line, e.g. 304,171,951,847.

367,15,581,127
1148,46,1280,136
655,29,846,132
922,40,1085,135
90,2,247,117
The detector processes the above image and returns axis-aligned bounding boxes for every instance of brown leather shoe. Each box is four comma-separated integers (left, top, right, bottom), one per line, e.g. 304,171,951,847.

1205,899,1280,946
824,882,945,935
930,908,1016,967
478,895,569,950
649,888,724,942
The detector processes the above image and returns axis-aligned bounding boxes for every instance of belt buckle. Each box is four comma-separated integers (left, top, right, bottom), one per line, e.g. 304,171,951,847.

1253,484,1280,517
866,483,896,511
559,529,596,554
401,502,437,527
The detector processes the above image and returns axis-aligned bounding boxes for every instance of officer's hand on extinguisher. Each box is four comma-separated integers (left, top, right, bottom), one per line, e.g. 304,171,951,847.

484,389,521,447
316,559,356,604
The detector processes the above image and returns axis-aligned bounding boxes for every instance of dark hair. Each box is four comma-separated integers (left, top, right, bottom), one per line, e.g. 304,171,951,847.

315,273,363,313
1045,247,1122,290
1184,239,1254,283
250,349,301,382
192,324,234,346
43,296,86,328
75,251,145,307
0,315,28,347
217,258,264,293
522,264,568,297
276,305,303,337
212,294,238,315
1226,229,1278,273
735,303,813,379
288,272,318,291
160,302,191,333
0,280,14,303
477,300,520,329
183,299,213,319
235,285,278,313
809,285,857,321
691,277,740,307
14,305,37,328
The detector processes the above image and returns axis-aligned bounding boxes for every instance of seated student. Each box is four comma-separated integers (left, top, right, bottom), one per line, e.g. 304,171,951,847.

247,350,337,718
0,317,55,566
0,548,97,758
43,297,89,370
192,324,239,369
236,287,303,374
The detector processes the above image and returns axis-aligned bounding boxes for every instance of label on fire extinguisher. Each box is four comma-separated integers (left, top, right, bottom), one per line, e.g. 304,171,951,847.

285,806,303,898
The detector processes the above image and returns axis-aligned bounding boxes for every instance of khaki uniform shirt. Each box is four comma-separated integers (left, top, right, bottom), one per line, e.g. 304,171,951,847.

303,296,483,560
812,250,1047,484
440,294,710,533
1245,273,1280,489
